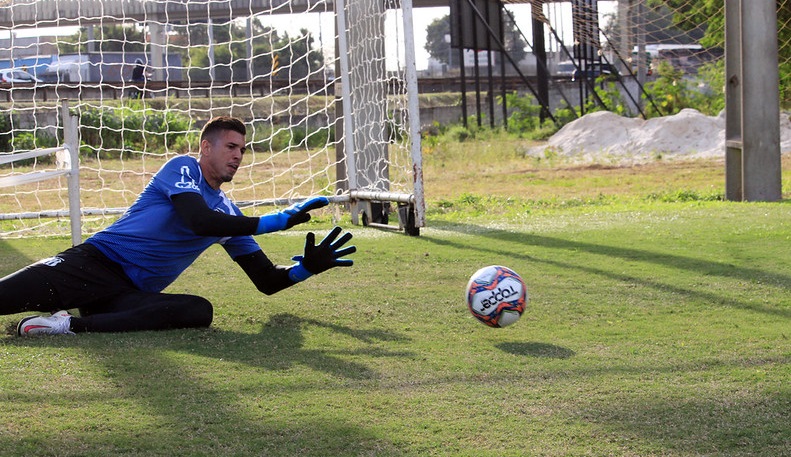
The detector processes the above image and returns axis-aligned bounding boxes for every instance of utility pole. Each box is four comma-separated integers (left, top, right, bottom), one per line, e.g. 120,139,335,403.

725,0,782,201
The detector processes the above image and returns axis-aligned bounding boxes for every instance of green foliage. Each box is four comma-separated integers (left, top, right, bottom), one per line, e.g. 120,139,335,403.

57,21,325,84
649,0,791,104
647,0,722,47
498,92,573,140
642,60,694,117
425,15,528,68
184,23,323,82
0,111,12,152
502,92,543,133
250,123,334,152
692,59,726,115
10,131,58,152
58,24,147,54
76,104,194,159
424,16,452,65
781,4,791,104
447,122,477,142
640,59,724,118
0,112,57,157
0,129,59,167
582,77,630,116
644,189,724,202
420,92,570,144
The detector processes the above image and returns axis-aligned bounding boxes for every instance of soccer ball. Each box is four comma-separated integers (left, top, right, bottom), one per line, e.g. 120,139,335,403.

465,265,528,328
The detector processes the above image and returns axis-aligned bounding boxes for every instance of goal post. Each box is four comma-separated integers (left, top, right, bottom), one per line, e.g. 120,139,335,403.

0,0,424,239
336,0,425,234
0,100,81,244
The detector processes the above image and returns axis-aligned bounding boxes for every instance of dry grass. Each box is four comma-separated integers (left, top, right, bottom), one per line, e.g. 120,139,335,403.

2,132,789,237
422,135,791,202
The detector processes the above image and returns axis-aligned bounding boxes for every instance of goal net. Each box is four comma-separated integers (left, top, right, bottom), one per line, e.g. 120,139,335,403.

0,0,424,240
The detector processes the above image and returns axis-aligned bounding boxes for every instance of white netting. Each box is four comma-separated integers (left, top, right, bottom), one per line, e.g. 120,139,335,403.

0,0,423,238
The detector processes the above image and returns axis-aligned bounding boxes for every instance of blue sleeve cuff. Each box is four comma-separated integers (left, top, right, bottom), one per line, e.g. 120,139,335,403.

288,263,313,282
256,213,287,234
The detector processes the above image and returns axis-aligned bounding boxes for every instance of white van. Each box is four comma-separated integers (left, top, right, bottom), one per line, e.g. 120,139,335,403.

0,68,42,83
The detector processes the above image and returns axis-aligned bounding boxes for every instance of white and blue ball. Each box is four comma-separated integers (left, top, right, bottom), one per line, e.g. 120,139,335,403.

466,265,528,328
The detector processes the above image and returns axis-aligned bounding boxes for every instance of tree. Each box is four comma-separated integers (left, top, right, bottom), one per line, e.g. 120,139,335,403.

178,19,323,82
425,14,528,68
425,16,452,66
646,0,721,48
274,29,325,80
602,4,704,50
58,24,147,54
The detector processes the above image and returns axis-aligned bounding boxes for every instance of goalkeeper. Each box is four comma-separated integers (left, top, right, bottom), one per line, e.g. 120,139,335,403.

1,116,356,336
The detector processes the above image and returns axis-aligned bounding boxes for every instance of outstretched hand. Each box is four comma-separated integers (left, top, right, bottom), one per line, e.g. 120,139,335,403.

282,196,330,230
256,196,329,234
288,226,356,282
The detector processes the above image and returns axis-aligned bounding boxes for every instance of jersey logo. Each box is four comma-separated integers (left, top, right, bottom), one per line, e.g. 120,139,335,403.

39,256,64,267
174,165,199,190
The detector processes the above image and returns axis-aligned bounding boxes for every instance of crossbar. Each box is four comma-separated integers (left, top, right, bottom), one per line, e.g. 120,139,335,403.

0,169,70,188
0,147,67,166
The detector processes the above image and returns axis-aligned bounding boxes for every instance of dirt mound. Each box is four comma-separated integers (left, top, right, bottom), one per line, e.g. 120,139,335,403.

529,109,791,164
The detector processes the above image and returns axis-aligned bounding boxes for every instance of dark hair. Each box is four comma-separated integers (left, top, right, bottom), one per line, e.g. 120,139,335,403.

200,116,247,144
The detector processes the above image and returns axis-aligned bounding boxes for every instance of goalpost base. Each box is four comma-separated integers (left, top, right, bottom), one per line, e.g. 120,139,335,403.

354,197,420,237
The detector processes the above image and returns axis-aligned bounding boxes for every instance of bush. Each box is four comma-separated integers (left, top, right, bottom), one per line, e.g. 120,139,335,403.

691,59,726,116
0,111,12,153
0,127,59,168
77,104,193,159
250,123,334,152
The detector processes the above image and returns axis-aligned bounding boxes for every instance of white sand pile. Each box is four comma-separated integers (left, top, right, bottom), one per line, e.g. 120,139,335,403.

528,108,791,164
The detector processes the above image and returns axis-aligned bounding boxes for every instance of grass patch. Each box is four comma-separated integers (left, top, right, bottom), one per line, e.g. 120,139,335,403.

1,198,790,456
1,131,790,455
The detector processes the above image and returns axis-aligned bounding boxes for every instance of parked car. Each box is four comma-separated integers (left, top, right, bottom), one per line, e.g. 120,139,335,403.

571,63,619,82
555,61,577,78
0,68,42,83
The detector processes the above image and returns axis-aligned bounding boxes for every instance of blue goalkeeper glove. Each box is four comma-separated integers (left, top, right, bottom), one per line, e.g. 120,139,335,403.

255,196,329,235
288,226,356,282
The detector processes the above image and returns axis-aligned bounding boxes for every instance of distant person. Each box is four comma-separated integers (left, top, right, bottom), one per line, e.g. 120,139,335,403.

131,58,147,82
2,115,356,336
130,58,150,98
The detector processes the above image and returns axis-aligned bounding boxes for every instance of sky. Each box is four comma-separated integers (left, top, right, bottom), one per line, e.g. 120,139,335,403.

256,2,617,71
6,2,617,71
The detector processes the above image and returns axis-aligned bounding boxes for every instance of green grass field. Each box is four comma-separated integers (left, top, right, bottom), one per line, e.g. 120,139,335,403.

1,146,790,456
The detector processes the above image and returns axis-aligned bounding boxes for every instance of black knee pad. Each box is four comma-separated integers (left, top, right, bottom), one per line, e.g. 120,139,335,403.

168,294,214,328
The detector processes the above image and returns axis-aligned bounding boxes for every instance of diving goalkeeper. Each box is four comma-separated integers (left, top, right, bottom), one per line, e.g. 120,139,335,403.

1,116,356,335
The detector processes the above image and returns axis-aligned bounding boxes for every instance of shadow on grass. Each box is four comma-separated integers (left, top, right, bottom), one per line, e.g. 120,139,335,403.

419,221,791,319
0,239,37,274
2,313,413,456
172,312,415,380
496,341,576,359
575,388,791,455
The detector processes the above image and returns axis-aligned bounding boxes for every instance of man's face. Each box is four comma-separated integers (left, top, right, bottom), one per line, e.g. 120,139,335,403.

199,129,247,190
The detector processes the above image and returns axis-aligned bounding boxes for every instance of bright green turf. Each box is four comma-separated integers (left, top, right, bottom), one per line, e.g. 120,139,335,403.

1,201,789,456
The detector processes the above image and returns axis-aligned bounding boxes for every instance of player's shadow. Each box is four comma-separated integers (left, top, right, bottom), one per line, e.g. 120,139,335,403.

496,341,575,359
5,312,416,382
2,314,413,455
136,312,414,380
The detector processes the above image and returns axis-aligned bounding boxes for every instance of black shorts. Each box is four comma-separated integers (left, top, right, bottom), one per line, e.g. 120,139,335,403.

1,243,214,331
0,243,140,315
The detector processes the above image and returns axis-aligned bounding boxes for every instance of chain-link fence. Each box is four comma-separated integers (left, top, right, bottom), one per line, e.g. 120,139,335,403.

594,0,789,110
773,0,789,104
637,0,789,105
